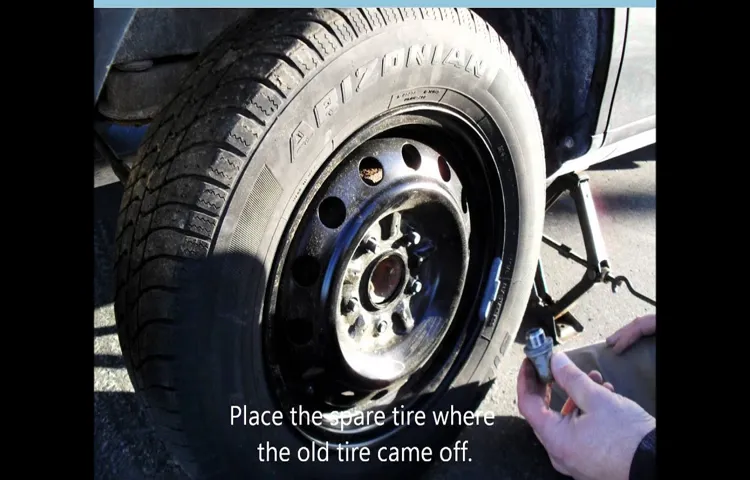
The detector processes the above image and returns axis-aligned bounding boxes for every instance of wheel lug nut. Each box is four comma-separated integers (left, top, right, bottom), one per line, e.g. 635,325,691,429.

404,230,421,247
344,296,359,313
407,278,423,294
363,236,378,252
409,253,425,268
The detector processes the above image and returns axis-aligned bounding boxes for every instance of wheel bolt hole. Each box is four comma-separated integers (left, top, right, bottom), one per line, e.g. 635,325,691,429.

287,317,313,346
372,389,389,401
359,157,384,186
392,312,407,335
291,255,320,287
438,156,451,182
461,188,468,214
402,143,422,170
319,196,347,229
349,316,365,339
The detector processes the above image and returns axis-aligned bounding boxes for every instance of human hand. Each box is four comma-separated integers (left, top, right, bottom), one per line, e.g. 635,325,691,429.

517,352,656,480
560,369,614,416
606,314,656,354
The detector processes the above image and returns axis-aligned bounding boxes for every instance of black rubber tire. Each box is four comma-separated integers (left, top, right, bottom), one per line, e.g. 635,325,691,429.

114,7,545,480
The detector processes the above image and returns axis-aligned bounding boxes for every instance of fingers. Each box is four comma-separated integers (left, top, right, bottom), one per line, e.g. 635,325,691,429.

606,314,656,354
588,370,603,384
611,327,641,354
560,397,577,416
517,359,559,432
637,313,656,335
605,329,622,347
560,370,609,415
543,383,552,407
606,322,630,348
518,358,546,397
550,352,607,412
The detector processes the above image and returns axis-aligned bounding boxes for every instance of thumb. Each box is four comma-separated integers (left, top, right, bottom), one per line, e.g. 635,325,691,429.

551,352,606,412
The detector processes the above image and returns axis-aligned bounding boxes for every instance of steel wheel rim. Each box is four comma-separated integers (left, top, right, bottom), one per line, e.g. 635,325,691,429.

264,104,508,444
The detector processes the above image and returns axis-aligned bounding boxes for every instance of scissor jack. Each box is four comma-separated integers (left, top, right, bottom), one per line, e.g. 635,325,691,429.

525,172,656,345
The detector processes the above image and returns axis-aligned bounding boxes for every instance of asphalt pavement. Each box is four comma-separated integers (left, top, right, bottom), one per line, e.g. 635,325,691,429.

94,144,656,480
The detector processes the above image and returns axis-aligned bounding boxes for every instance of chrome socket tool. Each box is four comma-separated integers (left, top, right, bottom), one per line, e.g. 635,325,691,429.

524,327,554,384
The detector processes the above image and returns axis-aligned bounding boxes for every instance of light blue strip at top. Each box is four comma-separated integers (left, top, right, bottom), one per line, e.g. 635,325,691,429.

94,1,657,9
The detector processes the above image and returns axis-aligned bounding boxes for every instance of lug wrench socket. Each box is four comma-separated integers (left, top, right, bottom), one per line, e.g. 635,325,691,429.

524,327,554,384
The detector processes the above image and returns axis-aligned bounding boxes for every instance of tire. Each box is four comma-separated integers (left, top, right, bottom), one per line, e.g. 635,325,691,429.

115,7,545,480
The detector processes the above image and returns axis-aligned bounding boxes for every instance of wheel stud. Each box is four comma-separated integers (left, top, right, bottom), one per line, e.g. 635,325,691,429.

406,278,423,294
409,252,426,269
344,296,359,313
404,230,421,247
363,236,378,252
408,241,434,268
375,319,389,336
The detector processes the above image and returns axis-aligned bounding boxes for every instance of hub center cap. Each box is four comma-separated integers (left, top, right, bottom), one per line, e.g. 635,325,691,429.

368,254,405,305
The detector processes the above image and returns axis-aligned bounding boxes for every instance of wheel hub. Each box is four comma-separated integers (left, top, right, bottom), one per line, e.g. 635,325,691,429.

368,253,405,305
336,222,431,383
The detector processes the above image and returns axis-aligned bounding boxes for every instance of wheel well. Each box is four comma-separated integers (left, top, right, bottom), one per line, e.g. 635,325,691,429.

95,8,613,173
95,8,253,125
476,8,614,173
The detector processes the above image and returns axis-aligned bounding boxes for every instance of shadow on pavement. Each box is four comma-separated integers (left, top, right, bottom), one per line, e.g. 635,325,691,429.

94,182,123,309
95,361,564,480
588,143,656,171
95,326,117,336
95,354,125,368
95,391,187,480
545,191,655,219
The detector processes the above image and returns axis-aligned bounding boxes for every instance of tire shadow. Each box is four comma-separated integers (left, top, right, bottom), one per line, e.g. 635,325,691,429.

94,390,188,480
94,181,123,309
93,168,564,480
95,366,565,480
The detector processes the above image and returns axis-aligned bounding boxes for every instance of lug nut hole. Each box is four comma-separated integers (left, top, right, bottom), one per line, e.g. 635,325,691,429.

438,155,451,182
372,389,389,400
359,157,384,186
291,255,320,287
319,196,347,229
349,316,365,338
287,317,313,346
392,312,407,335
402,143,422,170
